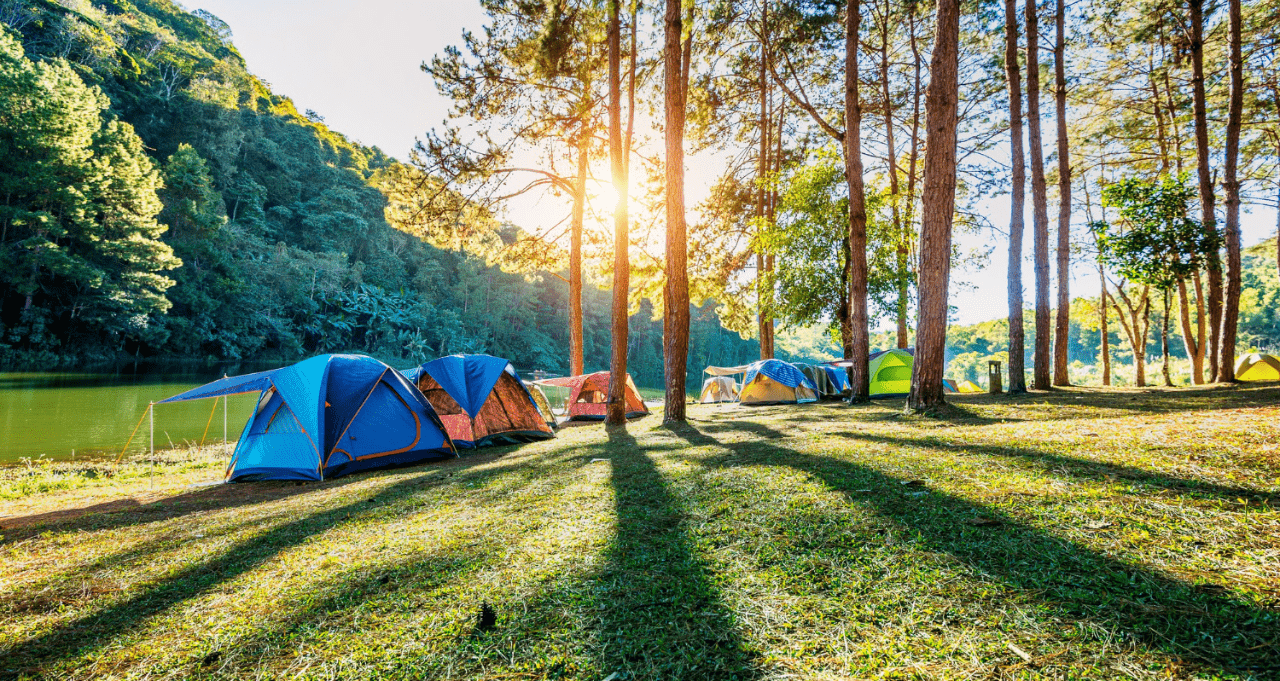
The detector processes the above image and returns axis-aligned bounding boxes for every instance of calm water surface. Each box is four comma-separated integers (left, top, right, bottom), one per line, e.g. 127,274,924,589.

0,364,270,464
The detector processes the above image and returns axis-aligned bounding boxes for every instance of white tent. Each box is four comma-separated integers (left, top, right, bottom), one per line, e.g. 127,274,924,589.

699,376,739,403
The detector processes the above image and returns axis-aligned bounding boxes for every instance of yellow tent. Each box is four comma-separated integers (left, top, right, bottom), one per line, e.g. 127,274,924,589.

1234,353,1280,382
958,379,983,393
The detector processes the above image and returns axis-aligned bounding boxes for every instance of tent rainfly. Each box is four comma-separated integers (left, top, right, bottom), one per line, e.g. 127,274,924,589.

160,354,455,482
537,372,649,421
957,379,983,393
1234,353,1280,382
868,348,914,398
739,360,818,405
699,376,739,403
403,354,554,448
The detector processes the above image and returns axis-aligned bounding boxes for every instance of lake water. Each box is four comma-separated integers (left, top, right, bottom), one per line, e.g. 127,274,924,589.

0,364,267,464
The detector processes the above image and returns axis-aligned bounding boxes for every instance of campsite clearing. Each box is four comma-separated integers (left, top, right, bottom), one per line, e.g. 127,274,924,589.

2,385,1278,679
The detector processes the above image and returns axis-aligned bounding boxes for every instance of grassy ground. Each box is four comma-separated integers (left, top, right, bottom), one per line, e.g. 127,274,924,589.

1,385,1277,680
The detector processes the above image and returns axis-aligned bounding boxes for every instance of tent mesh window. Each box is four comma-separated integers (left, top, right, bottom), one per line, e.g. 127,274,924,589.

417,375,475,443
473,373,553,440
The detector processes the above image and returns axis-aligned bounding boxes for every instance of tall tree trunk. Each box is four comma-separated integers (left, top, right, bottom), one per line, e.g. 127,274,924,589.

1189,0,1223,380
662,0,690,423
1161,288,1173,386
1099,262,1111,386
1052,0,1071,386
1004,0,1028,395
1176,278,1203,383
1217,0,1243,383
756,3,773,361
907,0,959,411
879,2,909,349
606,0,630,426
846,0,871,402
1027,0,1052,390
569,128,588,376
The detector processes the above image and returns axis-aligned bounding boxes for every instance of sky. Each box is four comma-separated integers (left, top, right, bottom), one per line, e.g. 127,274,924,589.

193,0,1277,328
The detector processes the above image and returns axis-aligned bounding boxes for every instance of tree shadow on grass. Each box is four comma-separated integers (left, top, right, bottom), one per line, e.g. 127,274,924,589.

668,423,1279,676
1,451,507,542
591,425,759,679
833,431,1280,506
0,448,586,679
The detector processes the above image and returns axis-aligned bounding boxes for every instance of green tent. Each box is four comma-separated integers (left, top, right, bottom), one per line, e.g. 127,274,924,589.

869,348,913,398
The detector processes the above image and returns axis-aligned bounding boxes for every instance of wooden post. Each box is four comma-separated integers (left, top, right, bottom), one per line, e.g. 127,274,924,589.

988,361,1003,394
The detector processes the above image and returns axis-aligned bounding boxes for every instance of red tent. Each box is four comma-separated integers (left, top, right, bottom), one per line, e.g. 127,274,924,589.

538,372,649,421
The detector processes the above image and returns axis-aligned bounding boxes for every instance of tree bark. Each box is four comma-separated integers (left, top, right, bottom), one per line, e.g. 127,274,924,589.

1161,288,1173,386
1027,0,1051,390
757,2,773,361
1004,0,1028,395
569,127,588,377
605,0,630,426
1189,0,1223,380
1216,0,1243,383
1176,279,1203,384
1099,262,1111,386
1052,0,1071,386
662,0,690,423
907,0,959,411
847,0,871,402
878,2,909,349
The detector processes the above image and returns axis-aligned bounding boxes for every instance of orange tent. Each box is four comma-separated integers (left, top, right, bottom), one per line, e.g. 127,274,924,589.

538,372,649,421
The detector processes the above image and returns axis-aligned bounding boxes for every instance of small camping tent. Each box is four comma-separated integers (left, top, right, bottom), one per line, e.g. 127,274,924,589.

537,372,649,421
404,354,554,448
524,381,559,428
1235,353,1280,382
824,365,852,396
868,348,914,398
699,376,739,403
957,379,983,393
739,360,818,405
943,378,959,393
797,364,842,400
160,354,455,482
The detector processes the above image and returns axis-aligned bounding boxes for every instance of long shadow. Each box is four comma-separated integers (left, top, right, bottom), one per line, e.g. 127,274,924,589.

834,431,1280,506
1,450,507,542
0,447,584,678
670,424,1279,676
593,425,759,678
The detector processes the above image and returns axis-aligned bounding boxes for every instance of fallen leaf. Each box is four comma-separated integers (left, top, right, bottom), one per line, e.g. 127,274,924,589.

966,517,1002,527
590,458,608,463
1084,520,1113,530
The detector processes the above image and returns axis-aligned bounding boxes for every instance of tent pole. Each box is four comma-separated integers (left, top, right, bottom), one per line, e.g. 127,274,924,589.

149,402,155,490
223,395,228,459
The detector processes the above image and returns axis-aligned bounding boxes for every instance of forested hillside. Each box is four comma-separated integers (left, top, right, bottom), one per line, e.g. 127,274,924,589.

0,0,763,383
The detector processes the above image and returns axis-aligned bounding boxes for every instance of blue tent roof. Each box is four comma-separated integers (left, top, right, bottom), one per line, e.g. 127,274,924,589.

823,365,851,392
161,355,454,481
420,354,511,417
742,359,817,392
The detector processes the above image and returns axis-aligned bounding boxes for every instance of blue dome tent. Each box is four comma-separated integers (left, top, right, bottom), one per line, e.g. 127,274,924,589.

739,359,819,405
403,354,554,448
160,355,456,482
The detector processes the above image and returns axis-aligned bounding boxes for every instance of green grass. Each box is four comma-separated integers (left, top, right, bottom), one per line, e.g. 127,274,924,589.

1,384,1278,679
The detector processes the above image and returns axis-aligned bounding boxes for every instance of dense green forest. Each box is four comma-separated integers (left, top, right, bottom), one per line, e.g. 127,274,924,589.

0,0,768,386
0,0,1275,389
